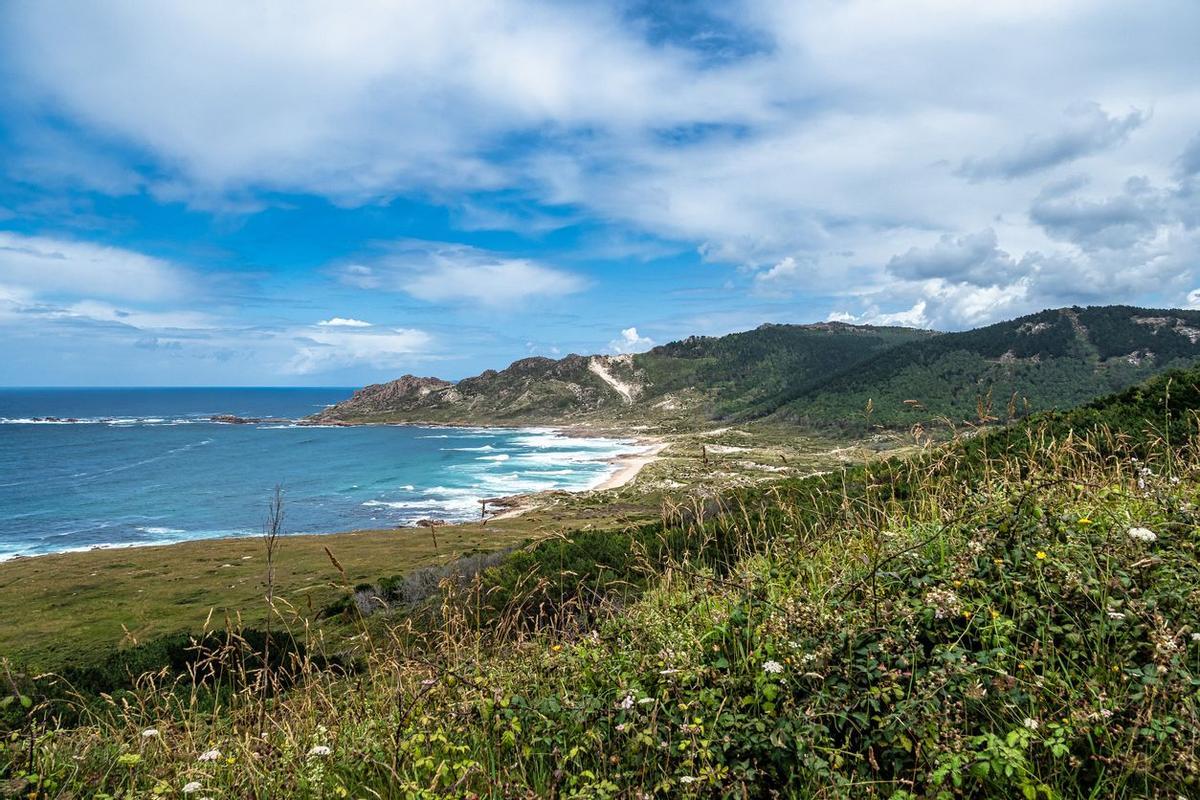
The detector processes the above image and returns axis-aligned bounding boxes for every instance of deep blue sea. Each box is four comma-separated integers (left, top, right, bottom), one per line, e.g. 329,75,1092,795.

0,388,645,560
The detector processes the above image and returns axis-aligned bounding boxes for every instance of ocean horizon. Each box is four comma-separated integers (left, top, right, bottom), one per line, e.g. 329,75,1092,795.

0,387,647,560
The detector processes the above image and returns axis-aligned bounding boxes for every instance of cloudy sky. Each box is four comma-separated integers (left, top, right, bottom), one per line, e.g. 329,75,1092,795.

2,1,1199,385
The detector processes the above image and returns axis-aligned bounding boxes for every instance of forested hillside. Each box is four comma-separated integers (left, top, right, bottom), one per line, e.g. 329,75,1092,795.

314,306,1200,430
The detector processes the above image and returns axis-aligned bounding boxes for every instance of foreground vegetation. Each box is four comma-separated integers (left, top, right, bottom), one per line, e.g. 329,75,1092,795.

4,369,1200,797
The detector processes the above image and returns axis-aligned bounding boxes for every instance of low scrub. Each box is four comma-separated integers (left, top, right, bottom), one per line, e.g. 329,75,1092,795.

4,371,1200,797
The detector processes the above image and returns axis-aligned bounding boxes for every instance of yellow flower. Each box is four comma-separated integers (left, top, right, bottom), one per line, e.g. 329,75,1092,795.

990,609,1000,619
550,644,562,653
962,610,972,620
1036,551,1047,560
1078,516,1092,525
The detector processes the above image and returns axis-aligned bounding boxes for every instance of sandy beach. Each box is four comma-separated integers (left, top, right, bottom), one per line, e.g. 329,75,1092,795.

594,441,668,490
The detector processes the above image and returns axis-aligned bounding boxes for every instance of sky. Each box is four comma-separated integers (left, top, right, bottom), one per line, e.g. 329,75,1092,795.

1,1,1199,386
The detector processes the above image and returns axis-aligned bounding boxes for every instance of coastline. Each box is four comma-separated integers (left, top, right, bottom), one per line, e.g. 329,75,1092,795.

0,423,668,564
593,441,668,491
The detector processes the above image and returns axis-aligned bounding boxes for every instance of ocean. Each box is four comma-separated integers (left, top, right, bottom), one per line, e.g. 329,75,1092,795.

0,388,647,560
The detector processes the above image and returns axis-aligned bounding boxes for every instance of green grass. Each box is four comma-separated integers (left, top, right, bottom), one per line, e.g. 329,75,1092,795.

6,369,1200,798
0,424,860,670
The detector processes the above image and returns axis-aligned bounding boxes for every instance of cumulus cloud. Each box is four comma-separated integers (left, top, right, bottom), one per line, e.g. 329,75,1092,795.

337,241,586,306
609,327,654,354
752,256,807,296
886,229,1022,287
3,0,1200,350
286,325,434,374
958,103,1147,182
1030,176,1166,250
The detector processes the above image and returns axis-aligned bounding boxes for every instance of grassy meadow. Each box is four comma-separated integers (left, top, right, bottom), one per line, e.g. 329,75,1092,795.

3,378,1199,797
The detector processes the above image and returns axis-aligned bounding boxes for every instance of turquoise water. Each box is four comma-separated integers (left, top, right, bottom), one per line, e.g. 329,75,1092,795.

0,388,645,560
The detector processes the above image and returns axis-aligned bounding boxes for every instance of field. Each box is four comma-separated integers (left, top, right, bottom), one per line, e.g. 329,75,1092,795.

0,424,868,669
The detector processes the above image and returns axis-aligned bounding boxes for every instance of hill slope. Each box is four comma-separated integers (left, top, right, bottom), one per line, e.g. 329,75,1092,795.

314,305,1200,428
771,305,1200,428
26,361,1200,798
311,322,931,424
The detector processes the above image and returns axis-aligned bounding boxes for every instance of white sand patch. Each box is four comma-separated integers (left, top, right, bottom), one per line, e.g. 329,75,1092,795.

589,357,638,404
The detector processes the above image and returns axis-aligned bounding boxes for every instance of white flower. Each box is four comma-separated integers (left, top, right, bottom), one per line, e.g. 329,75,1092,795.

802,653,817,664
615,723,628,732
308,745,331,757
638,697,655,705
619,694,634,710
679,776,697,784
141,728,160,738
762,660,784,675
183,782,203,795
1107,611,1126,620
197,748,221,762
1023,717,1039,730
1128,526,1157,543
1192,633,1200,642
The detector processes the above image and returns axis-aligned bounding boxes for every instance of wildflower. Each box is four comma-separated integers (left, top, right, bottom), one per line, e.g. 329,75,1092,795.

1128,526,1157,543
550,644,562,653
198,748,221,762
308,745,331,757
615,723,628,732
183,782,203,795
141,728,160,738
1192,633,1200,642
1107,611,1126,620
924,588,961,619
763,659,784,674
1023,717,1039,730
801,653,817,664
619,694,635,710
1170,476,1181,485
679,776,697,784
638,697,655,705
1078,516,1092,525
1035,551,1047,560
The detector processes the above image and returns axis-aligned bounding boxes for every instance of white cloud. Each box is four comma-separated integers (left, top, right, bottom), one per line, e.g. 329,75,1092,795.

318,317,371,327
609,327,654,354
286,326,434,374
337,241,586,306
0,231,191,301
58,300,215,330
4,1,1200,332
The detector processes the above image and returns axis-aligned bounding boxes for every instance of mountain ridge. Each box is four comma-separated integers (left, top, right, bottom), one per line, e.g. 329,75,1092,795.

311,306,1200,429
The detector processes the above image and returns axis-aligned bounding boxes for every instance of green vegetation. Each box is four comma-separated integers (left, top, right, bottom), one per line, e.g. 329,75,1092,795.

5,366,1200,797
316,305,1200,433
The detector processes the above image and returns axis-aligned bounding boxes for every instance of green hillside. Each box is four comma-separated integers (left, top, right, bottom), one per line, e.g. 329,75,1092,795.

314,305,1200,431
771,305,1200,429
311,322,933,424
14,358,1200,798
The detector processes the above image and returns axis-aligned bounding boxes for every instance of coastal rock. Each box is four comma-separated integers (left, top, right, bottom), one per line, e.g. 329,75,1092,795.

309,375,454,422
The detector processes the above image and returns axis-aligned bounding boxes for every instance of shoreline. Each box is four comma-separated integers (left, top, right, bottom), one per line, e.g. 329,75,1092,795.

0,425,668,565
592,441,669,491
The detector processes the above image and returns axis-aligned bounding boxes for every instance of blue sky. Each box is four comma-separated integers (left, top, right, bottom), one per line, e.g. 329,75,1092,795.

2,1,1200,385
